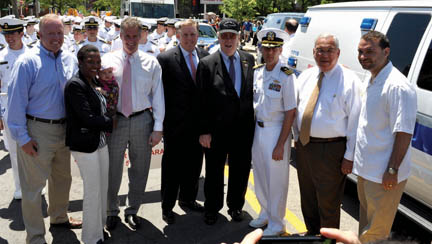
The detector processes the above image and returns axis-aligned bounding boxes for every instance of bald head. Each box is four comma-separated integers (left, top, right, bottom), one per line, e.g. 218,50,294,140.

285,18,298,35
39,14,63,33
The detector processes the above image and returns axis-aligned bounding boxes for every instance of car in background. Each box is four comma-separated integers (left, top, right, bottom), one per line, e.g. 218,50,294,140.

262,12,305,30
198,22,218,49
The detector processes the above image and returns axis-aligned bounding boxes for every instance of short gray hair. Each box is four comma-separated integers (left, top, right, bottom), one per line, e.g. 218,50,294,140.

120,17,142,35
315,33,339,49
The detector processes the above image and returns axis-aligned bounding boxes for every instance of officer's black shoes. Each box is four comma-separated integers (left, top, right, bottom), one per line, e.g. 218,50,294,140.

204,211,218,225
228,209,243,222
162,210,176,224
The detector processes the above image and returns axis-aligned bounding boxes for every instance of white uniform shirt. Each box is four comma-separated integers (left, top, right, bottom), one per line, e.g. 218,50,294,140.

253,60,297,123
22,32,38,45
159,34,174,49
148,30,165,45
353,61,417,183
107,29,120,42
294,64,361,161
0,45,28,117
165,36,179,51
280,33,294,65
79,38,111,56
98,26,111,41
102,49,165,131
111,36,122,52
138,40,160,57
0,34,7,47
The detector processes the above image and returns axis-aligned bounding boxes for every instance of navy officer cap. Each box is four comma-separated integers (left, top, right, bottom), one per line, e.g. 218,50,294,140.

0,18,26,34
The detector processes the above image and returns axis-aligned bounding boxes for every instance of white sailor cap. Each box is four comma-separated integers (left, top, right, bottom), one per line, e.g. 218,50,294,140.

83,16,101,29
104,16,116,23
0,18,26,34
62,16,73,25
72,25,84,32
24,16,38,25
74,16,83,24
113,19,122,27
139,18,151,31
257,28,289,48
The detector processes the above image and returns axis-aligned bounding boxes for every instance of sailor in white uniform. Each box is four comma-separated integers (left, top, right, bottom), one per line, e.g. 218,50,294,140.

80,16,111,56
148,17,167,46
249,28,297,237
0,18,29,200
138,19,160,57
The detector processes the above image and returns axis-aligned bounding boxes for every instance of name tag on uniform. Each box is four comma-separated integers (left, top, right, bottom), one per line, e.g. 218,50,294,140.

268,80,281,92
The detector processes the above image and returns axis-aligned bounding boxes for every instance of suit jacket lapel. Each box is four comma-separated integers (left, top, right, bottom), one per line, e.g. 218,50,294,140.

175,46,195,85
239,51,249,98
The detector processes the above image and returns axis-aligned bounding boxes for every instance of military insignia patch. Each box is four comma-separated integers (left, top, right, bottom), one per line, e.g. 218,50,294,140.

268,83,281,92
267,31,275,41
281,66,293,76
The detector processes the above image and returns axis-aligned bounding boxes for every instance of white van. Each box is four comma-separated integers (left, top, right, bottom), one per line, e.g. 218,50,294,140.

288,0,432,230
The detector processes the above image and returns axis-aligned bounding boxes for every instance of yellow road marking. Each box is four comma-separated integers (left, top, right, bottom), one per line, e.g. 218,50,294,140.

224,166,307,233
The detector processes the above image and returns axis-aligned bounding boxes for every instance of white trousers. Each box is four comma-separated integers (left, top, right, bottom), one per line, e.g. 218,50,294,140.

252,124,290,233
72,146,109,244
3,121,21,195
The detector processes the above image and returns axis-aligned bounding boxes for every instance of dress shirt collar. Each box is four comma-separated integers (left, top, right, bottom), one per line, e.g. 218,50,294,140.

179,45,197,57
122,48,139,60
264,59,282,80
219,49,240,63
369,61,392,85
319,63,339,80
39,43,63,59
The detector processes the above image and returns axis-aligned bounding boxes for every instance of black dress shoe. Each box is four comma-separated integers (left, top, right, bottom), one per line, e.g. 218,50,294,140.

162,210,175,224
204,212,218,225
125,214,140,230
228,209,243,222
178,201,204,212
106,216,120,230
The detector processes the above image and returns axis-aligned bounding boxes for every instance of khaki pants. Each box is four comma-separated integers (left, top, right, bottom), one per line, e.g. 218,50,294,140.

357,176,406,243
17,119,72,244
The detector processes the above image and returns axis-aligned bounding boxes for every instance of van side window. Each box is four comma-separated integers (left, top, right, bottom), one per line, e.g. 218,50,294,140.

418,41,432,91
386,13,431,76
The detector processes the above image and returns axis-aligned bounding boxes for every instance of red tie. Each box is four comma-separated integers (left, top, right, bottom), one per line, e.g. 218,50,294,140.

121,55,133,117
189,52,196,82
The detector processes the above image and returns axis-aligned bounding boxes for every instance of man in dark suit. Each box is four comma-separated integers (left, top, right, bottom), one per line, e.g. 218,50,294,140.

197,18,255,225
157,19,209,224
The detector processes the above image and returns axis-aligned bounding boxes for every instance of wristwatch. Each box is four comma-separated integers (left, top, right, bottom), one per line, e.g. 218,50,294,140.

387,167,398,175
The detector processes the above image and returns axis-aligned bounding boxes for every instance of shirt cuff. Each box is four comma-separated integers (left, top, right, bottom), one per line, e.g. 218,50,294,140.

17,136,31,147
153,121,163,132
343,150,354,161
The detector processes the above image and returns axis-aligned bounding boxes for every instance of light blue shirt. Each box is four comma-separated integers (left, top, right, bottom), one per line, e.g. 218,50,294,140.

179,45,199,78
7,45,78,146
220,49,241,96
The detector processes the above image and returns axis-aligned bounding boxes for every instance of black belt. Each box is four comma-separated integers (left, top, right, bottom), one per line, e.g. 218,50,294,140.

116,108,149,118
26,114,65,124
309,137,346,143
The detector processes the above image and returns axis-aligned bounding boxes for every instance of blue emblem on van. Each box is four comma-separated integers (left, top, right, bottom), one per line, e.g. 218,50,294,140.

300,17,311,27
360,18,378,31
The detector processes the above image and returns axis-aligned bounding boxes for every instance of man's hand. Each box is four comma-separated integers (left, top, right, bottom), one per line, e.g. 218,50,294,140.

341,158,353,175
232,228,263,244
22,140,38,157
320,228,361,244
148,131,163,147
199,134,212,148
0,119,4,130
382,171,398,191
272,144,284,161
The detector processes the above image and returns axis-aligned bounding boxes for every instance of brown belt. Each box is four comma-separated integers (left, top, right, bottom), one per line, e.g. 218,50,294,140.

309,137,346,143
26,114,65,124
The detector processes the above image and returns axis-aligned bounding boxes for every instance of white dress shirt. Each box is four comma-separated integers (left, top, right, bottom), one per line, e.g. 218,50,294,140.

353,61,417,183
220,49,242,96
294,64,361,160
102,49,165,131
138,40,160,58
253,60,297,123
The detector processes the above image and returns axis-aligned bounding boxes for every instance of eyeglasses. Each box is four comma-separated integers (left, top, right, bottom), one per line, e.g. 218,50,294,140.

315,48,337,55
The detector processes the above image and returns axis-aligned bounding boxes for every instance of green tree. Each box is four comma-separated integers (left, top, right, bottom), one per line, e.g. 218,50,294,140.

39,0,84,14
92,0,121,16
219,0,257,21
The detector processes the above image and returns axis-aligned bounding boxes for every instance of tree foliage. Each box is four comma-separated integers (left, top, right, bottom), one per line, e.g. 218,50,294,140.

92,0,121,15
219,0,257,21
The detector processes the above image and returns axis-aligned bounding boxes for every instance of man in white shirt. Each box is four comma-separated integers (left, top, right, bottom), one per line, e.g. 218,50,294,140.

102,17,164,231
280,18,298,63
80,16,111,56
138,19,160,57
353,31,417,243
158,19,177,52
99,16,114,41
148,17,167,45
294,33,361,235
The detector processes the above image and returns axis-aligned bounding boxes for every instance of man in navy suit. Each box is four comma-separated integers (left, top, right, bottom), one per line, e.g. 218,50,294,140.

197,18,255,225
157,19,209,224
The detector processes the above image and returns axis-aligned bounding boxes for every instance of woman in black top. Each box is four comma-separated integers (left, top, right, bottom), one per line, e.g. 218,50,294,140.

64,45,113,244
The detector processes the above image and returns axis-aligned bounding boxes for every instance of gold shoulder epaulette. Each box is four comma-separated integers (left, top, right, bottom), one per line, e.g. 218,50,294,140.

253,63,265,69
98,38,108,44
281,66,293,75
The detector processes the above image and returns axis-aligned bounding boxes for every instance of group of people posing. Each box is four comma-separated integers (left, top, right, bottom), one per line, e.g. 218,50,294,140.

0,13,416,244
